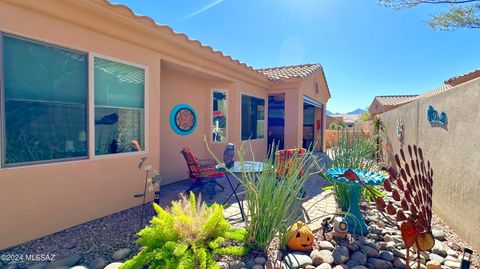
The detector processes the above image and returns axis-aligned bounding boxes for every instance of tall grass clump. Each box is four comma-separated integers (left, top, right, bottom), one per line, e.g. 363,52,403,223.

205,138,319,252
323,130,383,210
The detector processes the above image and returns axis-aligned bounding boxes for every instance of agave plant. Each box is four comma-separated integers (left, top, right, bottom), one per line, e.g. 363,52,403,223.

375,145,434,269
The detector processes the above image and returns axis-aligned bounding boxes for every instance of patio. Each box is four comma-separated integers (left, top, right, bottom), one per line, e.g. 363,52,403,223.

0,153,338,269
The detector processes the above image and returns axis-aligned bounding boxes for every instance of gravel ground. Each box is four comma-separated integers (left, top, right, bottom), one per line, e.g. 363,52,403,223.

431,214,479,268
1,197,478,269
0,204,156,269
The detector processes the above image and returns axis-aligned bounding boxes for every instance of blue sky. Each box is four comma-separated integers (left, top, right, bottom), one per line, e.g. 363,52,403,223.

114,0,479,113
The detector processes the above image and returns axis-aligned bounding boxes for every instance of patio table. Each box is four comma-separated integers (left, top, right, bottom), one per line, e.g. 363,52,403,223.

216,161,264,221
326,167,385,235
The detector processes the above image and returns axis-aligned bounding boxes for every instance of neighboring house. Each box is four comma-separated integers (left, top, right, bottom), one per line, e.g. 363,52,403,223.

369,69,480,118
328,114,360,127
369,95,418,118
0,0,331,249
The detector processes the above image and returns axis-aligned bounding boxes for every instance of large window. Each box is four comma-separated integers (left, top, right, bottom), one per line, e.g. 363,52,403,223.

94,57,145,155
241,94,265,140
212,90,227,142
2,35,88,166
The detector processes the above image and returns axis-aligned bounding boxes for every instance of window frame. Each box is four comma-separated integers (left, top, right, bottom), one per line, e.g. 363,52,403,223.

210,89,229,143
240,92,266,141
90,53,149,159
0,31,150,169
0,33,90,168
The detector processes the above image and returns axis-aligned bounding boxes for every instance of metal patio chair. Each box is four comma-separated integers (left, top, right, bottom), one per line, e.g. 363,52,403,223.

180,147,225,198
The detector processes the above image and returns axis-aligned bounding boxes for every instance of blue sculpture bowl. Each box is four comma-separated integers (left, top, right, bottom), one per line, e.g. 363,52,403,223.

326,167,385,186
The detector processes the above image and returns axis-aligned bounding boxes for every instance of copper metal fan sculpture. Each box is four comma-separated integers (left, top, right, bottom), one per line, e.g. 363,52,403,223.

375,145,435,269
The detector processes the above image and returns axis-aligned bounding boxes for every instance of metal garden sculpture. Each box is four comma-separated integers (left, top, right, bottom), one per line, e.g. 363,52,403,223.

375,145,435,269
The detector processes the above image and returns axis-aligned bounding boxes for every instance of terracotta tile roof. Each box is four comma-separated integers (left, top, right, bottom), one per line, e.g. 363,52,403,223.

375,95,418,106
445,69,480,86
97,0,264,78
414,84,453,100
256,64,323,81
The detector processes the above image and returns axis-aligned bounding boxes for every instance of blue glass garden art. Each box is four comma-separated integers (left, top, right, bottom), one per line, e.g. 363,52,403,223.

326,167,385,235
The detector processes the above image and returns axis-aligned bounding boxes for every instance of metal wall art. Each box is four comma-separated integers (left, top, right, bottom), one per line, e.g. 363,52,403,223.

427,105,447,126
396,119,404,142
170,104,197,136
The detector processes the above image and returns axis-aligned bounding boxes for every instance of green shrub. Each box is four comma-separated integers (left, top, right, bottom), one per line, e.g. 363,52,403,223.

121,192,249,269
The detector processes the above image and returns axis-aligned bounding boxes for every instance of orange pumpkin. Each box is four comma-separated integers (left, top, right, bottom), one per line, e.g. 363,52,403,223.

287,221,314,251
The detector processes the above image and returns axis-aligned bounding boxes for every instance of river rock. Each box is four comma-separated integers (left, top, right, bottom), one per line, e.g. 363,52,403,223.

449,242,462,251
70,266,88,269
311,250,333,266
429,253,445,264
333,265,348,269
332,246,349,264
319,250,334,265
351,266,368,269
319,241,335,251
392,249,406,258
112,248,132,261
284,252,313,269
432,230,445,241
369,226,382,235
380,251,394,262
393,257,407,269
246,259,255,269
230,261,246,269
383,234,394,242
386,241,396,251
104,263,123,269
443,260,460,268
426,261,441,269
255,257,266,265
217,261,229,269
252,264,264,269
316,263,332,269
265,260,285,269
409,262,427,269
446,249,458,258
432,240,447,257
89,257,108,269
347,242,361,252
362,245,380,257
367,258,393,269
351,251,367,265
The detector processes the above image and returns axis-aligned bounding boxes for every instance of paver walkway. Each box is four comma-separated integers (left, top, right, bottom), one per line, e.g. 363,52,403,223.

156,152,337,231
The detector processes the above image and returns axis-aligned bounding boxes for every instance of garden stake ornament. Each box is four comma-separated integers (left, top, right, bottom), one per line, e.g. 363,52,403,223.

377,145,434,269
335,145,434,269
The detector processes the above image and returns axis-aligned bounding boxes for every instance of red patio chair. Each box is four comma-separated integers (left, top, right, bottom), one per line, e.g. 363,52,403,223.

275,148,306,178
181,147,225,198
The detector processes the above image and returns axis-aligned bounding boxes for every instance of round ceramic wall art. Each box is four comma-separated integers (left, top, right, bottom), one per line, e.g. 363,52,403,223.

170,104,197,135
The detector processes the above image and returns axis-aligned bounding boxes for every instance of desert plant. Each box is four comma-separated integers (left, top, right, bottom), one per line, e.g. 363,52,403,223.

121,192,249,269
323,131,383,209
205,138,319,252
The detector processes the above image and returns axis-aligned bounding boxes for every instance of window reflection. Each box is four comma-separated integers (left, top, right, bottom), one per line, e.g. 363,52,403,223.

212,91,227,142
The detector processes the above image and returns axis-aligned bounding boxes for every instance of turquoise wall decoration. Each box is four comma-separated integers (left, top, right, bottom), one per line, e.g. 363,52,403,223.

170,104,197,136
427,105,447,126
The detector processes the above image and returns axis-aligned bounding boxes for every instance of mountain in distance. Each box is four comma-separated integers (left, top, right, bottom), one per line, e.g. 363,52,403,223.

327,108,364,115
347,108,365,115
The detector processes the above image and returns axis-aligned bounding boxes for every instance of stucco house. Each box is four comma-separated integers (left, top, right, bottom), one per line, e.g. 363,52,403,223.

369,69,480,119
0,0,331,249
368,95,418,118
